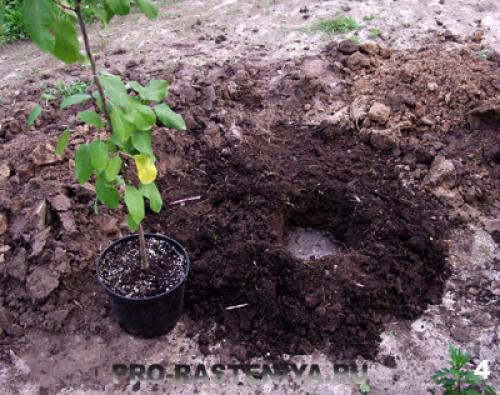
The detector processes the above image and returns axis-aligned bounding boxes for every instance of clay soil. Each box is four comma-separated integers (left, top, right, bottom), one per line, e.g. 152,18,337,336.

0,34,499,393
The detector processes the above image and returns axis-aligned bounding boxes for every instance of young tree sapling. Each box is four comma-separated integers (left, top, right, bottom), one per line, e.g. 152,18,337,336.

19,0,186,271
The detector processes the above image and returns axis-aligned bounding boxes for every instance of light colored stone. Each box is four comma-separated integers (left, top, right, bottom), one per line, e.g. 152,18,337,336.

26,266,60,303
0,212,7,235
59,212,77,233
350,96,369,127
29,227,51,258
0,163,10,182
368,102,391,124
6,248,27,282
28,143,59,166
32,200,48,229
49,194,71,211
425,155,457,188
346,52,371,70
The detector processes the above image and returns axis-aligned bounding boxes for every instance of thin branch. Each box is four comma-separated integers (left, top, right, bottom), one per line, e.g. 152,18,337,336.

74,0,113,135
74,0,149,271
54,0,76,12
169,195,202,206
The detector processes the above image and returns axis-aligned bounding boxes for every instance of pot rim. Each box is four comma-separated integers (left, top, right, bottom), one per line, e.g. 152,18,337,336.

96,233,190,302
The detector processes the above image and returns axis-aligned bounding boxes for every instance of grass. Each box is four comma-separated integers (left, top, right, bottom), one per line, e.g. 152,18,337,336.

363,14,376,21
0,0,29,45
312,15,361,34
368,28,382,39
40,80,89,103
1,0,103,45
477,49,491,60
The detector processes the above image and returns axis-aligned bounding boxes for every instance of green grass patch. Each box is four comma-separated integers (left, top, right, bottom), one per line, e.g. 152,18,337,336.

1,0,102,45
40,80,90,103
0,0,29,45
363,14,376,21
368,28,382,39
312,15,361,34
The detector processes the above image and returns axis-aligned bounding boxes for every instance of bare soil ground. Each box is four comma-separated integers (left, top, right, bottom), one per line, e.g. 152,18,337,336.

0,1,499,394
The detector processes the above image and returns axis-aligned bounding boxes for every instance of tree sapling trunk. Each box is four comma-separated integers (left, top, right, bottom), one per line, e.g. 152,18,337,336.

75,0,150,271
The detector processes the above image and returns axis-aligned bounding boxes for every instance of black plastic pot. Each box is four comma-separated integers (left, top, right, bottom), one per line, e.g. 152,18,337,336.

96,233,189,338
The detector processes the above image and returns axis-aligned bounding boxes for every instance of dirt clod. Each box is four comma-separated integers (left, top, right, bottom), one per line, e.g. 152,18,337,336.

26,266,60,303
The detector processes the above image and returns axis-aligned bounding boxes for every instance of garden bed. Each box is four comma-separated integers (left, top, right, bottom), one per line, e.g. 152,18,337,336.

0,40,498,391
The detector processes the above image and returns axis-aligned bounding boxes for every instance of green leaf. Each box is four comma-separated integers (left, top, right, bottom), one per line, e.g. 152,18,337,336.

79,110,104,129
52,18,81,64
0,0,5,27
103,2,116,22
126,100,156,131
154,103,186,130
449,344,471,370
140,182,163,213
41,93,57,102
106,0,130,15
129,80,144,96
75,144,94,184
135,0,158,19
461,388,480,395
131,79,168,102
89,140,108,170
55,129,71,157
27,105,42,125
484,385,497,395
131,130,152,154
92,5,113,25
100,73,128,106
463,371,483,385
92,91,104,111
95,172,120,209
22,0,56,52
104,156,122,182
125,185,144,224
127,213,138,231
111,106,134,142
60,93,92,109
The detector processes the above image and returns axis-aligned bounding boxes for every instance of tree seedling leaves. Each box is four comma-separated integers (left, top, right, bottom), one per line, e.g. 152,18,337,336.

140,182,162,213
89,139,109,170
126,213,138,231
130,80,168,102
60,93,92,109
27,105,42,125
126,100,156,131
111,105,134,142
104,155,122,182
125,185,145,224
0,0,5,27
75,144,94,184
106,0,130,16
79,110,104,129
22,0,56,53
100,72,129,106
53,18,81,64
135,0,158,19
92,91,104,111
131,130,153,154
55,129,71,157
154,103,186,130
95,172,120,209
134,154,157,185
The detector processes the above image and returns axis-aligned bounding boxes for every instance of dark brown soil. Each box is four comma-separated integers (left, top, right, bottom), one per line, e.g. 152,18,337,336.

171,122,450,360
0,41,498,366
98,236,187,298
